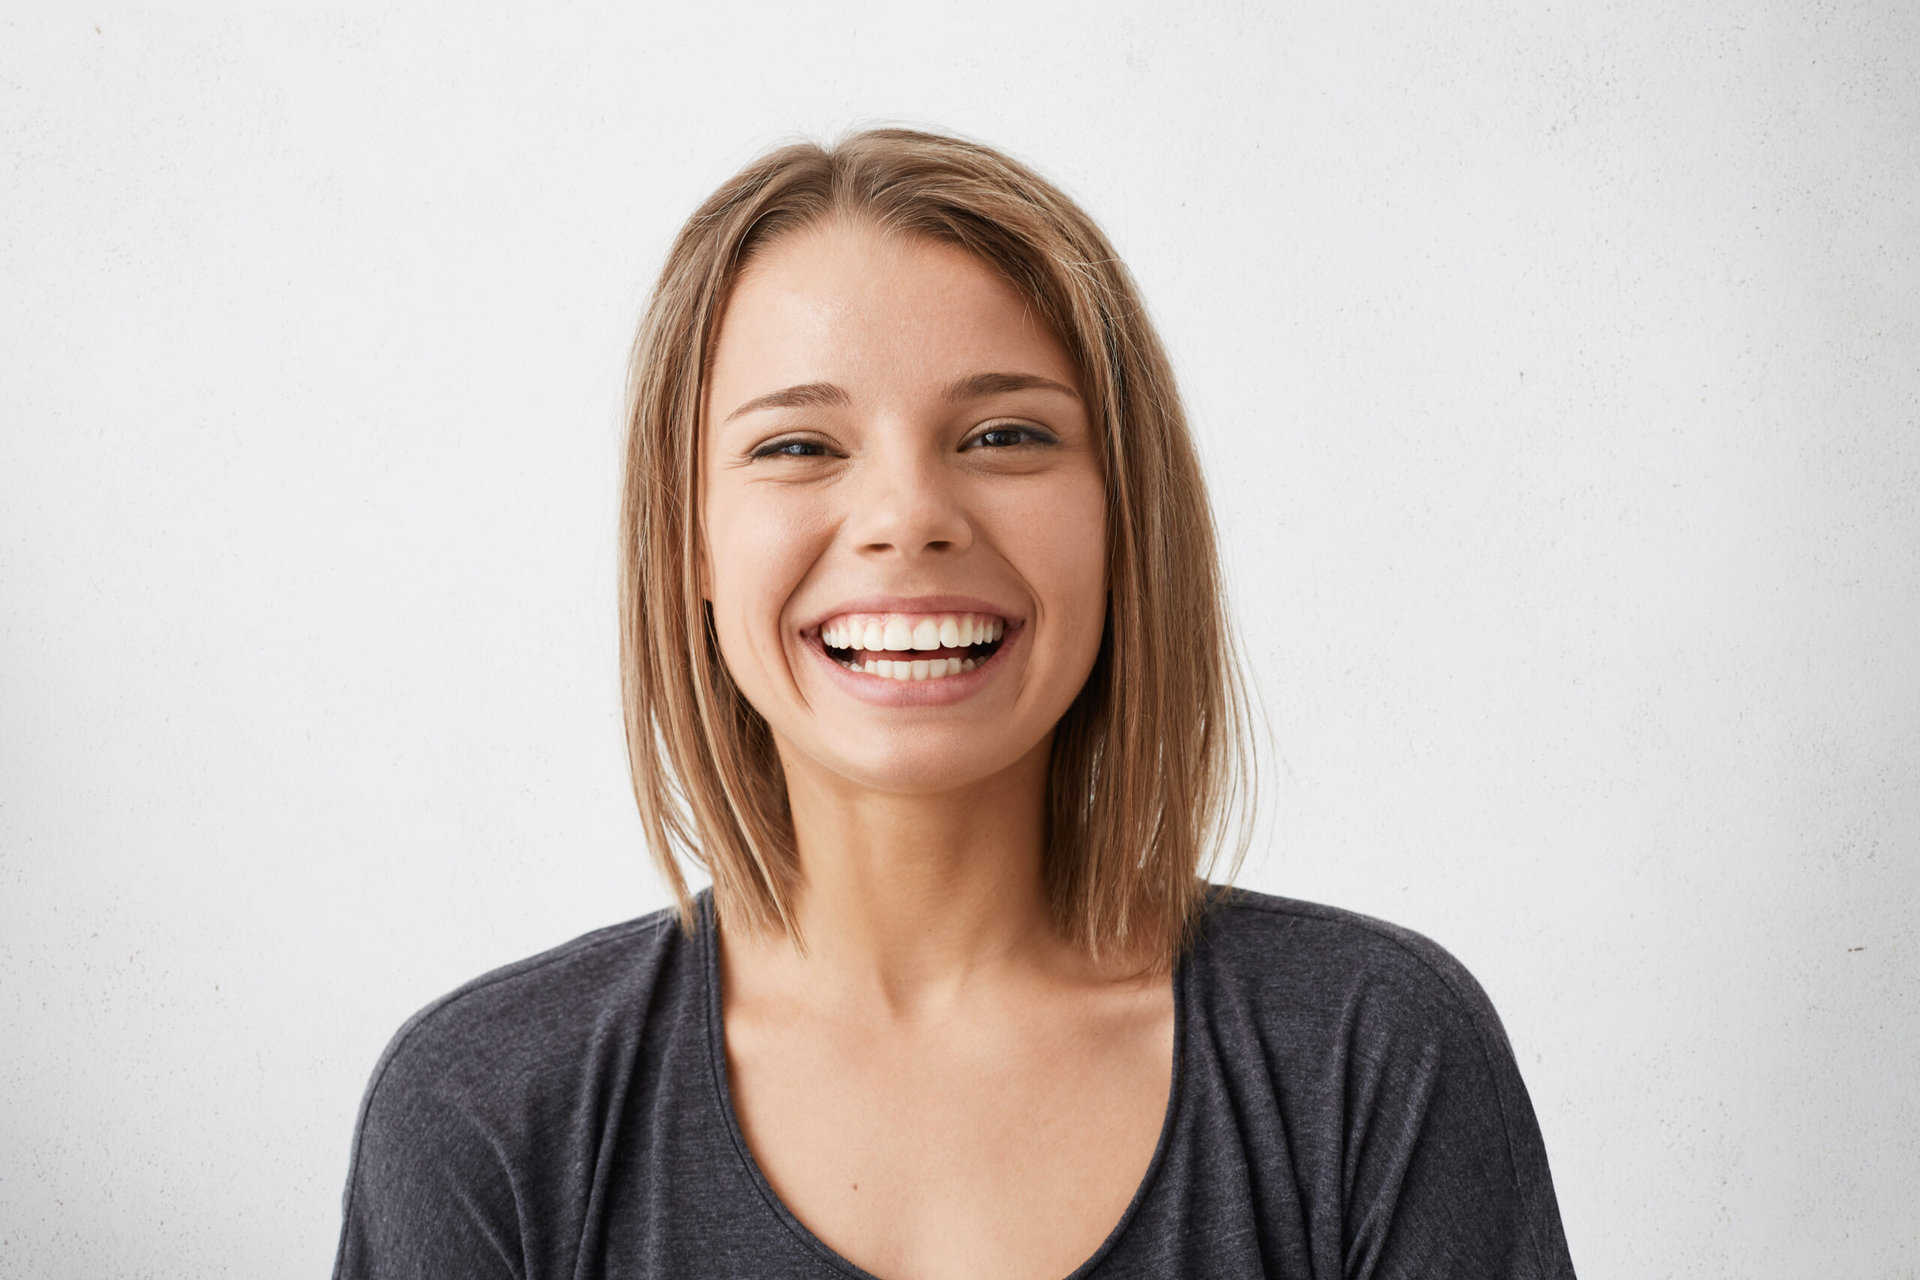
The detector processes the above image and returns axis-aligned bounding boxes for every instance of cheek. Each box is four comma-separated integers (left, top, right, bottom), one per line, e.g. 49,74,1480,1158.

1061,488,1110,649
1002,471,1108,641
702,487,826,665
706,482,817,583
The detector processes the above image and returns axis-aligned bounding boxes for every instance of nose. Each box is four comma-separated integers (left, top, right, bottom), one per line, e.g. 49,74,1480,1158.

845,438,974,559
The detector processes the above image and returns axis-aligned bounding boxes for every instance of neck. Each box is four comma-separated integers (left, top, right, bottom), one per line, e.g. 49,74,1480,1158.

729,732,1070,1024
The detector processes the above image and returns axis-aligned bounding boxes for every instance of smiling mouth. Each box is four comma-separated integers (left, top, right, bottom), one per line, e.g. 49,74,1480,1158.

812,613,1012,682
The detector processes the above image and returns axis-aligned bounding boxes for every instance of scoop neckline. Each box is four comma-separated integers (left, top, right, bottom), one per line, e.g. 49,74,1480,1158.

695,885,1190,1280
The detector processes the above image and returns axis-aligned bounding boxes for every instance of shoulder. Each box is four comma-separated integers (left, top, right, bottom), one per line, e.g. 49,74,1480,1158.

354,899,690,1120
335,903,694,1276
1192,882,1519,1060
1196,882,1501,1003
1191,885,1577,1274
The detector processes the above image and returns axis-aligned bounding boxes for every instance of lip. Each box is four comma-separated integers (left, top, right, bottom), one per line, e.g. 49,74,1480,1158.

802,610,1025,707
800,594,1025,635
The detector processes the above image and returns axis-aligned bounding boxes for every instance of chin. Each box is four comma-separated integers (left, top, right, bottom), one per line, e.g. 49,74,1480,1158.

808,732,1043,798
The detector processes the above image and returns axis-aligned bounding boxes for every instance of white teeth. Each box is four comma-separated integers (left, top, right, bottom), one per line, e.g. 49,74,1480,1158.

844,653,984,680
820,611,1011,653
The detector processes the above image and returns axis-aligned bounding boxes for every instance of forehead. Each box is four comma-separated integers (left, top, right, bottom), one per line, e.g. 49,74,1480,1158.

703,218,1080,420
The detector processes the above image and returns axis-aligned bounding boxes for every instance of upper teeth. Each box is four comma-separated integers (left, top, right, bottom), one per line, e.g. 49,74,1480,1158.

819,612,1006,650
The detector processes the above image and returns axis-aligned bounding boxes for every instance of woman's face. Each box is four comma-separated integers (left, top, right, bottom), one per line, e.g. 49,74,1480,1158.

700,216,1108,796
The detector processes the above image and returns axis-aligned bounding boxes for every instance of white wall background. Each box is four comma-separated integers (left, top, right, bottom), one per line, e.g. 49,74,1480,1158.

3,3,1915,1276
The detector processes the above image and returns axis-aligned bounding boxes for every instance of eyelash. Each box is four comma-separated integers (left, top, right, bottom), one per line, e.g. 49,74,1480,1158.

750,424,1055,460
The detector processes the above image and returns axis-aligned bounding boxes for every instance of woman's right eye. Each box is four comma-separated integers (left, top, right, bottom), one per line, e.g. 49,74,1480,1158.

752,439,829,459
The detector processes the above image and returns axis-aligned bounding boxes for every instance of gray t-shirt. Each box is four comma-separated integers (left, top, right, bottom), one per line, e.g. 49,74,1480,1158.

331,884,1577,1278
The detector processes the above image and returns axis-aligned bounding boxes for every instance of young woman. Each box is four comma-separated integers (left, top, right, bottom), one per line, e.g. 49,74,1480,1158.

332,127,1578,1279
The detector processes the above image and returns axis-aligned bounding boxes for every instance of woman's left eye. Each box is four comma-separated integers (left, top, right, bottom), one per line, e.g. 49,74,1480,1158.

967,424,1054,450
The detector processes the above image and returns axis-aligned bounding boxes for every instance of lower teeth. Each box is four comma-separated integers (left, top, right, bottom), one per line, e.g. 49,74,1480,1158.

836,655,981,680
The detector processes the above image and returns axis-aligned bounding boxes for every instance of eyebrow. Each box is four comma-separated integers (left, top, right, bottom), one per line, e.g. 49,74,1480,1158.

721,371,1080,424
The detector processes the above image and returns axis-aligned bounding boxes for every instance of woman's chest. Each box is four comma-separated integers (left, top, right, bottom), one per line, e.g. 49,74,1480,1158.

722,996,1175,1280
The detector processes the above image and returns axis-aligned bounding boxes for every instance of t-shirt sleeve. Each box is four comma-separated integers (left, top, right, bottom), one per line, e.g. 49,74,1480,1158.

330,1017,525,1280
1339,935,1577,1280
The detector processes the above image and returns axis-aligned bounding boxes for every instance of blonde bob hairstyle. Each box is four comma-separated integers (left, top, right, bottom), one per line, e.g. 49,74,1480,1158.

619,126,1258,976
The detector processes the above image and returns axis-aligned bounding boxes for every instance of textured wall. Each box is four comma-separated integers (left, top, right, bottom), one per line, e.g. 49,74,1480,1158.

2,3,1915,1276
